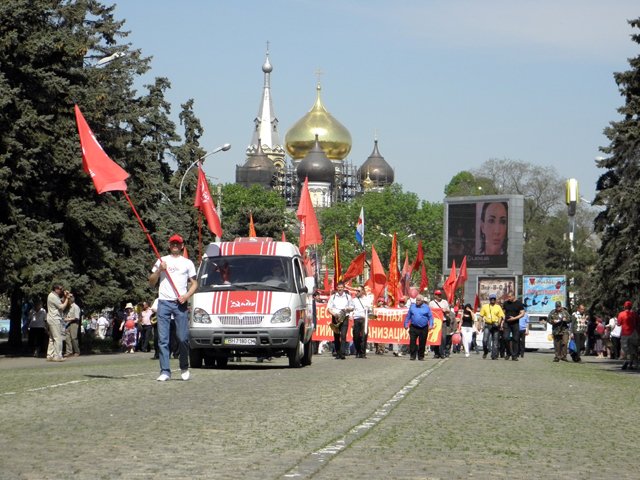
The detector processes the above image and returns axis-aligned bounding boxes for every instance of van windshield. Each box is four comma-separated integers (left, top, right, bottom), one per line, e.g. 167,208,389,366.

198,256,295,292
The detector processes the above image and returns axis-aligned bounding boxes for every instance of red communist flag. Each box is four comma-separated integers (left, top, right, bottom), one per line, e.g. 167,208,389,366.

420,262,429,292
342,252,366,283
281,231,287,242
249,212,257,237
194,166,222,238
75,105,129,193
411,240,424,272
400,251,411,296
323,268,330,294
386,233,401,307
443,259,457,304
455,255,468,292
368,245,387,304
296,177,322,255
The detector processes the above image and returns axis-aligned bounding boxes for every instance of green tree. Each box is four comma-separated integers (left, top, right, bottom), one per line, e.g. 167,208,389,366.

444,171,497,197
0,1,198,346
593,17,640,312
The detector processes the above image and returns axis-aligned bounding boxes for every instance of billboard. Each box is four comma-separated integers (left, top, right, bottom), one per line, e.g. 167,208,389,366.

522,275,567,315
477,276,517,305
444,195,524,272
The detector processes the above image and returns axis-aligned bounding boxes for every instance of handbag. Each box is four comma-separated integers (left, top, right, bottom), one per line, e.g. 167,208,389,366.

568,338,577,353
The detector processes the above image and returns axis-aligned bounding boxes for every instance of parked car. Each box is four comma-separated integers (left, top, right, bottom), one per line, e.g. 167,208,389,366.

0,318,10,338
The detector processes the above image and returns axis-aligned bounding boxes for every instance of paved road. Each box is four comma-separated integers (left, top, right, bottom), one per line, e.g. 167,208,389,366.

0,349,637,479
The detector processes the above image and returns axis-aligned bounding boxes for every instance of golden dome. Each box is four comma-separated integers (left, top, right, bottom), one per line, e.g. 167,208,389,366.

285,84,352,161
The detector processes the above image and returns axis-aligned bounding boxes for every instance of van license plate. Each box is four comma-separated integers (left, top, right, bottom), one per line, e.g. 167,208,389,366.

224,338,256,346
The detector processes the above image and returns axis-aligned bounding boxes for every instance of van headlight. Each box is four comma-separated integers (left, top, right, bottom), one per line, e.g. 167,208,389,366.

192,307,212,324
271,307,291,324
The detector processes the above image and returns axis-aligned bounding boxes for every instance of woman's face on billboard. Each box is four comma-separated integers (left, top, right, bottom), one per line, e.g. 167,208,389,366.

481,202,507,255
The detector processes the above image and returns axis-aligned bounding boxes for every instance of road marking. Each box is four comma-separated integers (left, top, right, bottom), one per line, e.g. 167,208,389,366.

281,359,446,479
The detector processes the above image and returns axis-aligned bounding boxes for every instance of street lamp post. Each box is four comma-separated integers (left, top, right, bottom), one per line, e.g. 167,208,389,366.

178,143,231,200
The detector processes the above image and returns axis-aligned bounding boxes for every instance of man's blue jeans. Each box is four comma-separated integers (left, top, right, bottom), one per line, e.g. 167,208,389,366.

483,325,500,359
157,300,190,375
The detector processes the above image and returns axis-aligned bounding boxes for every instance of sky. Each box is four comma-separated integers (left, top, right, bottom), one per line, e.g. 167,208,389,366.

112,0,639,204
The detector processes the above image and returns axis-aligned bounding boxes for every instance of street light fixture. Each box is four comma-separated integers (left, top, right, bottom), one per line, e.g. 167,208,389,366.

178,144,231,200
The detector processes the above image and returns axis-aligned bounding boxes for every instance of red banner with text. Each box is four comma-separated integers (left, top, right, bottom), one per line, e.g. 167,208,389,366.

313,304,443,346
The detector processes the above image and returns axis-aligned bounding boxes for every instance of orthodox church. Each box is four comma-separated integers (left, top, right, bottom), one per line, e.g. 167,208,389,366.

236,50,394,208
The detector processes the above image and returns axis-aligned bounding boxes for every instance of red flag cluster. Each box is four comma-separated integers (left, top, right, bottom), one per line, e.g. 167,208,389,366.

296,178,322,256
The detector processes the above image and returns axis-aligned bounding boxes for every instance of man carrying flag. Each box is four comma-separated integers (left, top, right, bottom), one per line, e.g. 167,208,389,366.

149,234,198,382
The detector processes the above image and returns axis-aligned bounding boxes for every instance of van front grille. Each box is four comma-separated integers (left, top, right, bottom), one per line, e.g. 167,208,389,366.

218,315,264,326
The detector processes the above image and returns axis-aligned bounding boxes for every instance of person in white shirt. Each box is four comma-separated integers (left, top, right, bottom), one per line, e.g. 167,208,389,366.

148,234,197,382
326,282,354,360
351,285,372,358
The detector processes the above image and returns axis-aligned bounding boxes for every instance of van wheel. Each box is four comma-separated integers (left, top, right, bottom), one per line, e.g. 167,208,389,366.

216,356,229,368
190,348,203,369
302,338,313,366
288,339,303,368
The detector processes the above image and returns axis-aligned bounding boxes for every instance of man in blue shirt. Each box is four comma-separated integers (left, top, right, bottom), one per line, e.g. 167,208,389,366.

518,312,529,358
404,295,434,361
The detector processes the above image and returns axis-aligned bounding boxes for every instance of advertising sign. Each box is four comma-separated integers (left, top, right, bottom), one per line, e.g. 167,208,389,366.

522,275,567,315
476,276,517,305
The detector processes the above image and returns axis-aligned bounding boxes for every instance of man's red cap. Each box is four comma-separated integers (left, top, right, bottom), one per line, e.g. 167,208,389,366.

168,234,184,244
624,300,632,309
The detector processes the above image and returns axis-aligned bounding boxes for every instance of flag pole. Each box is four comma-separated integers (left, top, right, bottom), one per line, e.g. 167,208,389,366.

122,191,180,297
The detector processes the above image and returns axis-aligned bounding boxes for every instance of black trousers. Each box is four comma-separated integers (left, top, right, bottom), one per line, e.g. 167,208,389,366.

503,321,520,358
408,325,428,359
332,316,349,358
352,318,367,356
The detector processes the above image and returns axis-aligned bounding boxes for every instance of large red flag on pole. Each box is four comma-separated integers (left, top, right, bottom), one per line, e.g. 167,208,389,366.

323,268,330,294
333,234,343,288
75,105,179,295
368,245,387,304
296,177,322,256
443,260,457,304
411,240,424,272
75,105,129,193
400,251,411,296
342,252,366,283
386,233,401,307
455,255,468,294
249,211,257,237
194,166,223,238
420,263,429,292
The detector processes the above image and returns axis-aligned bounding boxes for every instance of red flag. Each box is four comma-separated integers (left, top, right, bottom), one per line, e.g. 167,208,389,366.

183,246,189,259
420,262,428,292
400,252,412,296
249,212,257,237
368,245,387,304
296,177,322,255
333,234,343,288
411,240,424,272
281,231,286,242
323,268,330,294
473,293,480,312
342,252,366,283
455,256,468,292
443,259,457,304
386,233,401,307
74,105,129,193
194,166,222,238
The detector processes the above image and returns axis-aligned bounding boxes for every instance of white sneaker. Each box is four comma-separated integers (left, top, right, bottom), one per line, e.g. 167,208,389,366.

156,373,170,382
465,353,470,358
181,370,190,381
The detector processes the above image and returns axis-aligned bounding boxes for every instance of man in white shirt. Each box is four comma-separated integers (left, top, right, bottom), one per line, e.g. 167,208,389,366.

327,282,354,360
351,285,372,358
149,234,197,381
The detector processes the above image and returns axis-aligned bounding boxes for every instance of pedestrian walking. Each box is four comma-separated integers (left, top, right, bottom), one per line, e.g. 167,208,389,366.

570,304,588,362
327,282,353,360
478,293,504,360
149,234,197,381
459,303,476,358
404,295,434,361
46,284,71,362
502,293,524,361
63,294,82,357
617,301,638,370
548,301,571,362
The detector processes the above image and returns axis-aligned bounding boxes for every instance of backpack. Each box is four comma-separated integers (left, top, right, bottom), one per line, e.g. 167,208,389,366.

595,323,605,336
